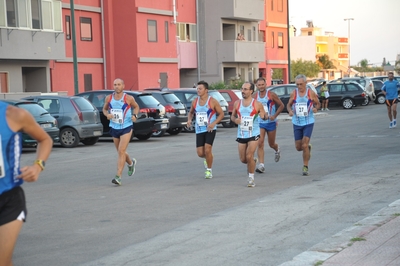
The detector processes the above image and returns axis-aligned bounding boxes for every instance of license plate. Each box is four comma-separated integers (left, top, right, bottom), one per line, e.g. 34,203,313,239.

179,109,186,114
41,123,52,128
93,130,102,136
161,124,168,129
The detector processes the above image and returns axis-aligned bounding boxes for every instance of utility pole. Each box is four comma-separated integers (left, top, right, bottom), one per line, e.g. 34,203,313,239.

344,18,354,73
71,0,79,94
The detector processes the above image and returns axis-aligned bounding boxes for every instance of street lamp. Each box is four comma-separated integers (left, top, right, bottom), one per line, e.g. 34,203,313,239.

344,18,354,73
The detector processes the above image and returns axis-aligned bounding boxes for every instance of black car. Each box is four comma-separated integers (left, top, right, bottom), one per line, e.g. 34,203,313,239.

77,90,169,141
1,100,60,147
169,88,231,132
315,82,367,109
148,91,187,136
333,77,375,104
266,84,296,113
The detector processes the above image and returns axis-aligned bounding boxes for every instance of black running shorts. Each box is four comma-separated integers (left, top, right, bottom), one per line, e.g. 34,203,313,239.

0,186,27,226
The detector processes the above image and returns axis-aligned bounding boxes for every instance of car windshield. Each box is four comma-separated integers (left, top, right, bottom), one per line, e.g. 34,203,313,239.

234,91,243,99
162,93,181,103
209,91,228,105
138,94,161,106
72,97,95,111
17,103,48,116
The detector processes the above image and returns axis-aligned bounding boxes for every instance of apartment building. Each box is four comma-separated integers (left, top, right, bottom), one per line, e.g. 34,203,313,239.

290,24,350,80
1,0,288,94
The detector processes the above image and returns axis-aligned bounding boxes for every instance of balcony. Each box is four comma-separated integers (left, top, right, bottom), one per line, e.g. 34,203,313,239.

338,37,348,44
0,28,65,60
219,0,264,21
217,40,264,63
338,53,349,60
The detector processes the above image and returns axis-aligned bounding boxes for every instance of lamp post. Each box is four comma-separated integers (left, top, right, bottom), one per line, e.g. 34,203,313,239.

344,18,354,73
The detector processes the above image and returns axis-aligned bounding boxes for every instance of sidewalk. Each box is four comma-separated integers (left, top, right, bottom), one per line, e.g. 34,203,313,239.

280,199,400,266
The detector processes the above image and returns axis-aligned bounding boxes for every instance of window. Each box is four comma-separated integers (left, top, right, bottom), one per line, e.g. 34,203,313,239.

18,0,29,28
6,0,17,27
308,31,312,36
278,32,283,48
271,0,273,10
316,46,319,53
253,26,256,41
247,29,251,41
41,0,53,30
84,74,92,92
147,20,157,42
239,25,244,36
80,17,92,41
189,24,196,41
271,32,274,48
176,22,196,42
0,73,8,93
31,0,40,29
165,21,169,43
278,0,283,12
65,15,71,40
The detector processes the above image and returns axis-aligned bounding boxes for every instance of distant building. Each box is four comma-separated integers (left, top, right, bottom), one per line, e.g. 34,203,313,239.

290,23,351,80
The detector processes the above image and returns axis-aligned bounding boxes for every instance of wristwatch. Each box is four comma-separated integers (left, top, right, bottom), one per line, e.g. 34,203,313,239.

132,114,138,118
34,160,46,171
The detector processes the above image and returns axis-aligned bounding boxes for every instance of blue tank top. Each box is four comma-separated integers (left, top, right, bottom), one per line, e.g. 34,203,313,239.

0,102,23,195
255,90,276,124
107,93,133,129
194,96,217,134
236,99,260,138
291,88,315,126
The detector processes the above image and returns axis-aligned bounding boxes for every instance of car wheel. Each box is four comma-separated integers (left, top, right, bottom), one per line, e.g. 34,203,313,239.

167,127,182,135
184,119,195,133
60,128,80,148
342,98,354,109
152,130,166,137
135,132,152,141
81,137,99,146
361,97,369,106
375,94,386,104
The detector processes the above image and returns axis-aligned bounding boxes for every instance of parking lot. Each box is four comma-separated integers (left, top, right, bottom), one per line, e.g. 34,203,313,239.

14,104,400,265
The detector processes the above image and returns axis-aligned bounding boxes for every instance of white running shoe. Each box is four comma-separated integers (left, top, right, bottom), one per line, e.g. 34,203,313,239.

274,150,281,162
247,176,255,187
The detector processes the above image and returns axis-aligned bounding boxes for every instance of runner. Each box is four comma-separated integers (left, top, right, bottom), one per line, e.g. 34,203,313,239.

254,77,284,173
381,72,400,129
231,82,268,187
103,78,140,185
286,74,320,176
187,80,224,179
0,101,53,266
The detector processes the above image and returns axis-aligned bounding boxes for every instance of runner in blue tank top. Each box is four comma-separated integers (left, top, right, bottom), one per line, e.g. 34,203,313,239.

231,82,268,188
381,72,400,129
254,77,284,173
0,101,52,266
287,74,320,176
187,81,224,179
103,78,140,186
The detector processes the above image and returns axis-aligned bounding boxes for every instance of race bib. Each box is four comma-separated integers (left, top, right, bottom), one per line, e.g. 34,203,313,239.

295,103,308,117
263,103,269,114
241,116,254,131
196,112,207,126
111,109,123,124
0,135,4,178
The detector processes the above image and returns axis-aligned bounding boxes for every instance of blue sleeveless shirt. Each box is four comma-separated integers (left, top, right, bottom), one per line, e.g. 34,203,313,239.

236,99,260,138
194,96,217,134
291,88,315,126
0,102,23,195
255,90,277,124
107,93,133,129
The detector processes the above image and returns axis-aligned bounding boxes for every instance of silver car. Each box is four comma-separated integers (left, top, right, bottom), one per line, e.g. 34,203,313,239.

334,77,375,105
21,95,103,148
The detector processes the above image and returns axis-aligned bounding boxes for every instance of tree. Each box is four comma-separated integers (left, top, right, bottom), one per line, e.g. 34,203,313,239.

359,59,368,69
290,59,320,82
272,68,283,79
316,54,336,69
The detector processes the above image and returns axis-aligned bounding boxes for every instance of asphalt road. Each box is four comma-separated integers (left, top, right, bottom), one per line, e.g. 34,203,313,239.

14,104,400,266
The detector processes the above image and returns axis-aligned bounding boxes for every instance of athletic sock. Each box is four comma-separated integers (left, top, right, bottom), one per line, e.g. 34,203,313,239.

249,173,254,178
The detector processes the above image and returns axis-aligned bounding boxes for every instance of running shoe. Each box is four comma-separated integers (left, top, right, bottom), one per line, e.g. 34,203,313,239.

204,159,207,169
321,108,324,111
112,176,122,185
247,176,255,187
274,150,281,162
128,158,137,176
325,108,330,111
308,144,312,159
302,166,309,176
389,122,393,129
393,120,397,128
256,165,265,173
205,170,213,179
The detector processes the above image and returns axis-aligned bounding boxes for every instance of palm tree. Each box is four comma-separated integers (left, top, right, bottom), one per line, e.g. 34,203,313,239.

316,54,336,69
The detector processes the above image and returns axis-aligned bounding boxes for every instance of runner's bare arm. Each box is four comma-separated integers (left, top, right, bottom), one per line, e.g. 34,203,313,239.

102,95,112,120
270,91,284,119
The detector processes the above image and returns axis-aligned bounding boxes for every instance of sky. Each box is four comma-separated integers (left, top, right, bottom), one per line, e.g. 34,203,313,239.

289,0,400,66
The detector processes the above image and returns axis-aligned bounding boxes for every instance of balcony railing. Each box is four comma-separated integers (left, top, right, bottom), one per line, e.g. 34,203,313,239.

217,40,264,63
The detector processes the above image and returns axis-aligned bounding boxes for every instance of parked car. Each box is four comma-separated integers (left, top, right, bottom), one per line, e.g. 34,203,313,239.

372,80,386,104
0,100,60,147
334,77,375,104
266,84,297,113
370,75,400,83
169,88,231,132
218,89,242,127
147,91,187,135
21,95,103,148
315,82,367,109
76,90,169,140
